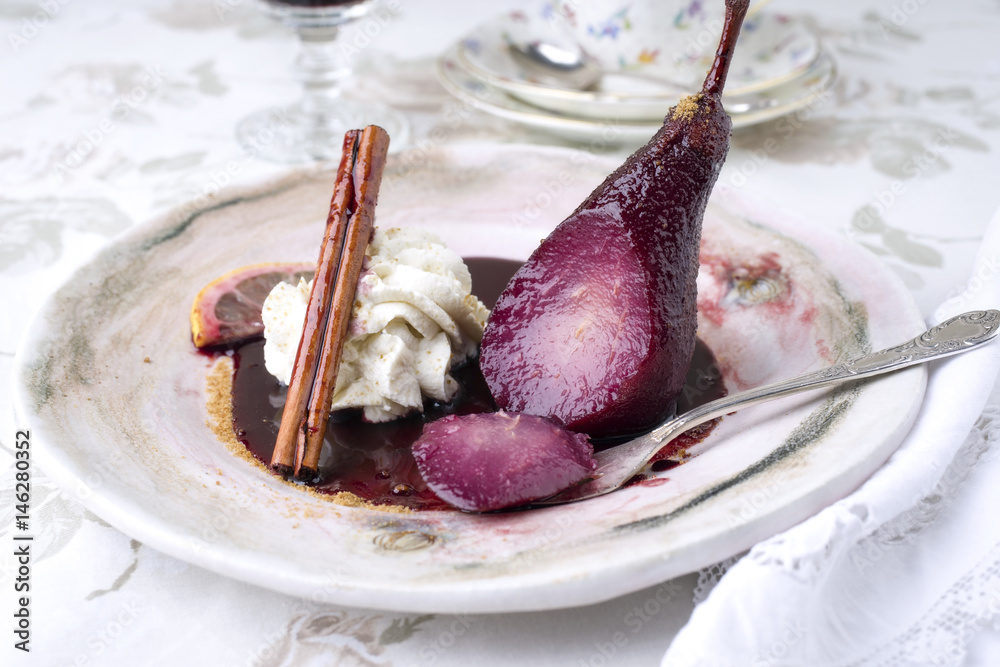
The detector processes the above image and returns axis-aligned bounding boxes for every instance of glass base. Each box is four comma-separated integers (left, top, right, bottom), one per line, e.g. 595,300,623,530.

236,101,409,163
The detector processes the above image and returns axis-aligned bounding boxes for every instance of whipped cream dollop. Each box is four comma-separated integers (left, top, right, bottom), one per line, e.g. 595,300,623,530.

262,227,490,422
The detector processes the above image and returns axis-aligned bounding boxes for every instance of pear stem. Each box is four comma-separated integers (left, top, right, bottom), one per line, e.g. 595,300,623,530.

702,0,750,97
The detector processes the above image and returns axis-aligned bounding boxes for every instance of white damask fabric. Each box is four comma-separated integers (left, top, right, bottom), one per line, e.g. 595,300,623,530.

664,208,1000,666
4,1,1000,666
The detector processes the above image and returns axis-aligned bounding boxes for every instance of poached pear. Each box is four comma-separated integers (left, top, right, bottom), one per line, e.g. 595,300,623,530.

480,0,751,438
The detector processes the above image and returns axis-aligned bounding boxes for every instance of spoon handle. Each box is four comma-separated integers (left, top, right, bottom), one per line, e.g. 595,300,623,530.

654,309,1000,444
537,310,999,505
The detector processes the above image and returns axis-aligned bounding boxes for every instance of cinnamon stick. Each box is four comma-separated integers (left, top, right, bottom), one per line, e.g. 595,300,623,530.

268,126,392,480
270,129,361,476
296,126,391,480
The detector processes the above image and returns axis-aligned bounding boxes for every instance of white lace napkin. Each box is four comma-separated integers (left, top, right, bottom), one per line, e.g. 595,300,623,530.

663,205,1000,666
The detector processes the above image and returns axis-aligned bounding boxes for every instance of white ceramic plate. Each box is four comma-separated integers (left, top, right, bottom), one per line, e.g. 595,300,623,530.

456,11,823,121
14,144,925,613
438,46,836,142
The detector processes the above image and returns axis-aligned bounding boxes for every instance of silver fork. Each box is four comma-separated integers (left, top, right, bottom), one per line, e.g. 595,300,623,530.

530,309,1000,507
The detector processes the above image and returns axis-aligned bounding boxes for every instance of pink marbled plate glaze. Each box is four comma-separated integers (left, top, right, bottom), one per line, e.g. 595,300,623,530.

13,144,925,613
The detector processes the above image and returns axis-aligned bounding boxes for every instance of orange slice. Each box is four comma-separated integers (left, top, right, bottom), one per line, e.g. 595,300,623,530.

190,262,315,349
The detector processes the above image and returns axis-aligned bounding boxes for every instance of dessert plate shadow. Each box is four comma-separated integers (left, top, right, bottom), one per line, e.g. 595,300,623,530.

13,144,925,613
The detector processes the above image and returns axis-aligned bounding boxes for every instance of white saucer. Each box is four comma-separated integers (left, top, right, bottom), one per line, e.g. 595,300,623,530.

457,11,823,122
438,45,836,143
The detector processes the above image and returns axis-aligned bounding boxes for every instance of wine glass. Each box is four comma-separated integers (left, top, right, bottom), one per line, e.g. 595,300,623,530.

237,0,409,163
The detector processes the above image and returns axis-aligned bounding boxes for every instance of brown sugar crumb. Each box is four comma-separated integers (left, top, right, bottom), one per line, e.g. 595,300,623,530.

204,357,410,514
671,93,703,121
300,485,411,513
206,357,245,458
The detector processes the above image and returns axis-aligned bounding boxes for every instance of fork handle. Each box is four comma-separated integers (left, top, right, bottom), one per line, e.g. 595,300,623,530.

650,309,1000,445
536,310,1000,506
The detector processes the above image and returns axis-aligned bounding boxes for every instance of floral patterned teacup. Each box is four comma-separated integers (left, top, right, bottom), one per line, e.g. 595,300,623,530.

542,0,741,89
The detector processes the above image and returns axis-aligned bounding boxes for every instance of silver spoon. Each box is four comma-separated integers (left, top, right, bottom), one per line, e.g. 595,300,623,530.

506,1,776,94
530,309,1000,507
505,41,780,116
507,40,690,92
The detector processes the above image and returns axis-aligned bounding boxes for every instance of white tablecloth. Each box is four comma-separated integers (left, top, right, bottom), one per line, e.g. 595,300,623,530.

3,1,1000,665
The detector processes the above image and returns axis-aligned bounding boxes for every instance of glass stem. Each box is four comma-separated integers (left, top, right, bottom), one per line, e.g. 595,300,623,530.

294,25,350,122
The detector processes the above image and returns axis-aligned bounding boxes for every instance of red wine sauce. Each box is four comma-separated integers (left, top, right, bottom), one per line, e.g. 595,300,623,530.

230,257,727,510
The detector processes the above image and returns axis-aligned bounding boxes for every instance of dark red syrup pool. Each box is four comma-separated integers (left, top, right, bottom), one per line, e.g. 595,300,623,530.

229,258,727,510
